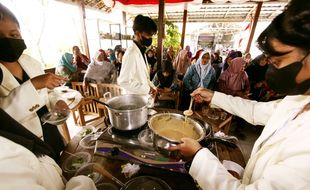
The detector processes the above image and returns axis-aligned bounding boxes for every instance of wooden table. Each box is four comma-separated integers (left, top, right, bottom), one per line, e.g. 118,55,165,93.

59,109,245,189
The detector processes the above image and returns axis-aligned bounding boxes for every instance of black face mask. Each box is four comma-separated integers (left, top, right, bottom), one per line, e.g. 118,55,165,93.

265,55,310,95
141,36,152,47
0,38,27,62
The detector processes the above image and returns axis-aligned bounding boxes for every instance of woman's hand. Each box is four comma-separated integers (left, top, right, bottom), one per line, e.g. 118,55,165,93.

169,138,202,160
31,73,67,90
191,87,214,103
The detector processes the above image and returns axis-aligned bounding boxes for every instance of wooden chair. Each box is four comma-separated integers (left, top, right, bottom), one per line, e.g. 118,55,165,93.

97,83,124,97
218,114,233,135
71,82,103,126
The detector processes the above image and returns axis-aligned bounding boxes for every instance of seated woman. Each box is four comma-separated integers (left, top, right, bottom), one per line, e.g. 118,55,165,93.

181,52,216,110
55,52,79,85
218,57,250,98
152,60,178,108
0,3,67,160
83,50,117,87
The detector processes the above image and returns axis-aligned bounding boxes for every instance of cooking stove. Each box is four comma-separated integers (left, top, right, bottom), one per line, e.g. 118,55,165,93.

96,121,213,167
98,123,155,150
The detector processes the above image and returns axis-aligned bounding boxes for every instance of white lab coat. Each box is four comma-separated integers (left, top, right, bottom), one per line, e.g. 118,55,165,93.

0,54,52,138
190,92,310,190
0,136,96,190
117,42,155,95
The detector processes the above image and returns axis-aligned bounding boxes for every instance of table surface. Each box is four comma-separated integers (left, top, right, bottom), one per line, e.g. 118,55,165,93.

59,109,245,189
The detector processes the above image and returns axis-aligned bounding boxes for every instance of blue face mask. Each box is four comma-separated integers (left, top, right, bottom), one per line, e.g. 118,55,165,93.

0,38,26,62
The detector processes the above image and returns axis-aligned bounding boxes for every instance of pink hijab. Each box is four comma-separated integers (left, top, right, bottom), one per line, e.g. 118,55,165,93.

219,57,248,91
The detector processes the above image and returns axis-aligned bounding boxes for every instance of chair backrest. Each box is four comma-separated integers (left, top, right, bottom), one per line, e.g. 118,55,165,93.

71,82,100,115
71,82,100,98
97,83,124,98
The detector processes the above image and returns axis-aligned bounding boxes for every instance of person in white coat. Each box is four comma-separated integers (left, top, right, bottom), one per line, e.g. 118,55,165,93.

117,14,157,95
0,3,67,159
170,0,310,189
0,108,96,190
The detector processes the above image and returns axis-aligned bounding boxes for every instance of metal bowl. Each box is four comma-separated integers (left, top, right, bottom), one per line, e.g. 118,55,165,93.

148,113,210,157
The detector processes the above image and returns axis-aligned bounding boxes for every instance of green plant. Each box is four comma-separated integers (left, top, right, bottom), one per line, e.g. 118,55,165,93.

152,19,181,50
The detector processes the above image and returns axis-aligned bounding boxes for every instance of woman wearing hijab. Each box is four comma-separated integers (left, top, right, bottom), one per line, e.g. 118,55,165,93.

183,52,216,92
218,57,250,98
181,52,216,110
83,49,117,87
170,0,310,189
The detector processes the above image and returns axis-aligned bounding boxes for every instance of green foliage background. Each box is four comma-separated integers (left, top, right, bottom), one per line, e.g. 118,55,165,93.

152,19,181,50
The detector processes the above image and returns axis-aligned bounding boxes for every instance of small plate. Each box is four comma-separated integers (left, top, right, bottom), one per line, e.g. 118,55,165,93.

62,91,77,100
148,109,157,116
41,111,69,125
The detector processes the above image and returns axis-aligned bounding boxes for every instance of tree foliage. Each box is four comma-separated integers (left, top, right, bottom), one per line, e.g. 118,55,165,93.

152,19,181,50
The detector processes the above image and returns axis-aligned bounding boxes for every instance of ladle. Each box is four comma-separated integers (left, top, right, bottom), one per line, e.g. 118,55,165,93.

93,98,112,109
183,97,194,116
93,163,125,187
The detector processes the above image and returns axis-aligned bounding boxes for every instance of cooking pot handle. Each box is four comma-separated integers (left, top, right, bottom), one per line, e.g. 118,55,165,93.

147,95,155,108
114,112,123,116
103,92,112,101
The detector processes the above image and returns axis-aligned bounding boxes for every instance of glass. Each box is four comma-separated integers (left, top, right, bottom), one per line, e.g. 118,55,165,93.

201,105,210,117
62,152,92,175
220,112,227,120
207,108,219,120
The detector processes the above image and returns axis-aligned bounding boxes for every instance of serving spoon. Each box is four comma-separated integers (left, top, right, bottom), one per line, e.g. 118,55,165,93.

93,98,112,109
183,97,194,116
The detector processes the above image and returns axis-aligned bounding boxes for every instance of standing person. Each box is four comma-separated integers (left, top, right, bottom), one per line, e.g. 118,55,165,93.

118,14,157,95
218,57,250,98
173,48,191,80
170,0,310,189
181,52,216,110
0,3,67,159
146,49,157,80
115,49,124,76
185,45,192,59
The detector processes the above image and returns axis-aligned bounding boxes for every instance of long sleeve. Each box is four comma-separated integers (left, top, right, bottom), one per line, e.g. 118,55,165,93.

118,44,151,95
211,91,279,126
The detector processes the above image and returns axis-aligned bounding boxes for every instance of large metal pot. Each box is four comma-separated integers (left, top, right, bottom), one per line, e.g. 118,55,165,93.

148,113,211,157
106,94,149,131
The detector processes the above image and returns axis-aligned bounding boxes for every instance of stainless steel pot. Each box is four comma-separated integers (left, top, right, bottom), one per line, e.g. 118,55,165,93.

106,94,149,131
148,113,211,157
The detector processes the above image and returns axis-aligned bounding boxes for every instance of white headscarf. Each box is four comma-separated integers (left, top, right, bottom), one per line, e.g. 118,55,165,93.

195,51,212,87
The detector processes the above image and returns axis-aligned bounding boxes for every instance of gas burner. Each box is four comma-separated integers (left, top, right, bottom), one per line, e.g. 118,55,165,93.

137,128,154,147
108,123,148,137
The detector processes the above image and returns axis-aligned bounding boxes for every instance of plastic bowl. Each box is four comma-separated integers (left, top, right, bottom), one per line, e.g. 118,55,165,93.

74,163,103,185
79,133,97,149
62,152,92,174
